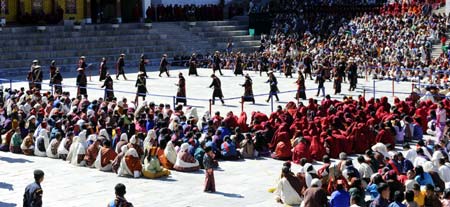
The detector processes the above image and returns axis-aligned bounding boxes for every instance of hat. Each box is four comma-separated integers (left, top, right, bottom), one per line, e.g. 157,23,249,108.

140,54,145,58
80,56,85,59
138,71,145,75
32,60,38,63
268,71,274,74
120,53,125,56
311,178,322,187
51,60,56,64
163,54,167,57
215,51,219,53
35,65,41,69
77,68,84,71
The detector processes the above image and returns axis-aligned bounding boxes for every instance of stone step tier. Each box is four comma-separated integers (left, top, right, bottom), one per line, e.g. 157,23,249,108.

0,18,258,77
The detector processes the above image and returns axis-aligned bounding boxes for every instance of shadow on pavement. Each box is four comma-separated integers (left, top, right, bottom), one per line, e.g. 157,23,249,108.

214,191,244,198
0,156,33,163
0,201,17,207
0,182,14,191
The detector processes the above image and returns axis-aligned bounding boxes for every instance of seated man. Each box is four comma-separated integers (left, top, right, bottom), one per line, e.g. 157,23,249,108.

46,133,61,158
271,141,292,160
174,143,200,172
274,163,303,205
118,148,142,178
142,147,170,179
94,139,117,172
221,136,240,160
57,132,73,160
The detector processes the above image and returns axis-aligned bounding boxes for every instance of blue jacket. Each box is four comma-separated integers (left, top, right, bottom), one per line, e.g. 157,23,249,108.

330,189,350,207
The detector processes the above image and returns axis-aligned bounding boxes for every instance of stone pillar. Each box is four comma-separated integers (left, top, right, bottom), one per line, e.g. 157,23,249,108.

85,0,92,24
116,0,121,23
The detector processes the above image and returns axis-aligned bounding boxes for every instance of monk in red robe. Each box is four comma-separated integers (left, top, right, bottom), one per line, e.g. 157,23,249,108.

310,133,326,161
271,141,292,160
292,138,311,163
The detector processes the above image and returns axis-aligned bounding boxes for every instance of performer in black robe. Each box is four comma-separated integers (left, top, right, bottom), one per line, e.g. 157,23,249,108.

296,70,306,100
51,68,63,95
303,54,313,80
265,71,279,102
49,60,56,89
188,53,198,76
240,74,255,104
76,68,88,98
27,60,38,90
284,56,293,78
175,73,187,105
347,58,358,91
116,54,127,80
32,65,43,91
213,51,223,76
234,52,244,76
260,53,269,77
135,72,147,104
101,74,114,101
139,54,148,78
209,74,224,105
159,54,170,77
99,57,107,82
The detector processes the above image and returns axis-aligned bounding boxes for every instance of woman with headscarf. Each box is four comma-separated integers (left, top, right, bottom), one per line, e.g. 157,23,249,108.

142,146,170,179
94,139,117,172
163,141,177,168
173,143,200,172
115,133,128,154
69,130,88,166
118,148,142,178
112,145,128,174
34,129,49,157
21,131,34,156
127,135,143,159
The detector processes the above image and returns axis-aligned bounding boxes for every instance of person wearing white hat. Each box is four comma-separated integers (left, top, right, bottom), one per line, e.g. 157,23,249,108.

116,53,127,80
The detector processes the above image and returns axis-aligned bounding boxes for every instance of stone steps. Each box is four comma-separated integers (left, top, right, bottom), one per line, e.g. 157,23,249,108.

189,25,248,32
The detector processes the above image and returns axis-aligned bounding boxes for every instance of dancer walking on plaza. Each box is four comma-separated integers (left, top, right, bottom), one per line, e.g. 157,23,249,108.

175,72,187,106
241,74,255,104
159,54,170,77
116,54,127,80
209,74,224,105
203,147,216,193
266,71,279,102
234,52,244,76
76,68,88,98
99,57,108,81
51,68,63,95
189,53,198,76
213,51,223,76
101,73,114,101
135,72,147,104
139,54,148,78
295,70,306,100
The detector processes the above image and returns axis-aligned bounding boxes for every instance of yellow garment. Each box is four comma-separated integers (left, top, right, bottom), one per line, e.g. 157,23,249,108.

414,190,425,207
142,169,170,179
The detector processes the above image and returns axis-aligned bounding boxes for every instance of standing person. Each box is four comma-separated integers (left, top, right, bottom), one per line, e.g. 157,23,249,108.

260,52,269,76
189,53,198,76
51,68,63,95
266,71,279,102
76,68,87,98
159,54,170,77
213,51,223,76
203,146,216,193
226,39,233,55
234,52,244,76
49,60,56,90
295,70,306,100
240,74,255,104
27,60,39,90
284,56,293,78
175,72,187,106
135,72,147,104
101,74,114,101
116,54,127,80
347,57,357,91
23,169,44,207
108,183,133,207
334,66,343,95
32,65,43,91
329,180,351,207
139,54,148,78
209,74,224,105
337,56,347,83
99,57,107,81
78,56,87,70
303,53,313,80
316,66,326,97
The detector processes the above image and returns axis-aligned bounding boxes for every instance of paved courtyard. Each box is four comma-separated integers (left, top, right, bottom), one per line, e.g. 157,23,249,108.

0,67,417,206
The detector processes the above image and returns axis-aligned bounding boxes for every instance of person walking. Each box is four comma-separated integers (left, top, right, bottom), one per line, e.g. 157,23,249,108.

175,72,187,106
135,72,147,104
23,169,44,207
266,71,279,102
76,68,88,98
99,57,108,82
209,74,224,105
139,54,148,78
189,53,198,76
51,68,63,95
241,74,255,104
203,146,216,193
159,54,170,77
213,51,223,76
116,54,127,80
101,74,114,101
316,66,326,97
295,70,306,100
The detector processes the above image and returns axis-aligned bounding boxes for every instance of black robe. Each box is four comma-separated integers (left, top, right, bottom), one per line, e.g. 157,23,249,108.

139,59,147,77
242,78,254,102
189,57,198,76
135,76,147,97
176,76,187,105
209,77,223,98
52,72,63,94
99,61,107,81
101,76,114,100
76,73,87,96
116,57,125,75
234,56,243,75
160,57,169,73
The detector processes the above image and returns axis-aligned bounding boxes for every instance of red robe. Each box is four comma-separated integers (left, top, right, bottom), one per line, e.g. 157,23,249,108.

237,112,249,133
272,141,292,160
376,129,395,148
310,135,326,161
292,141,311,163
100,147,117,168
125,155,142,172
